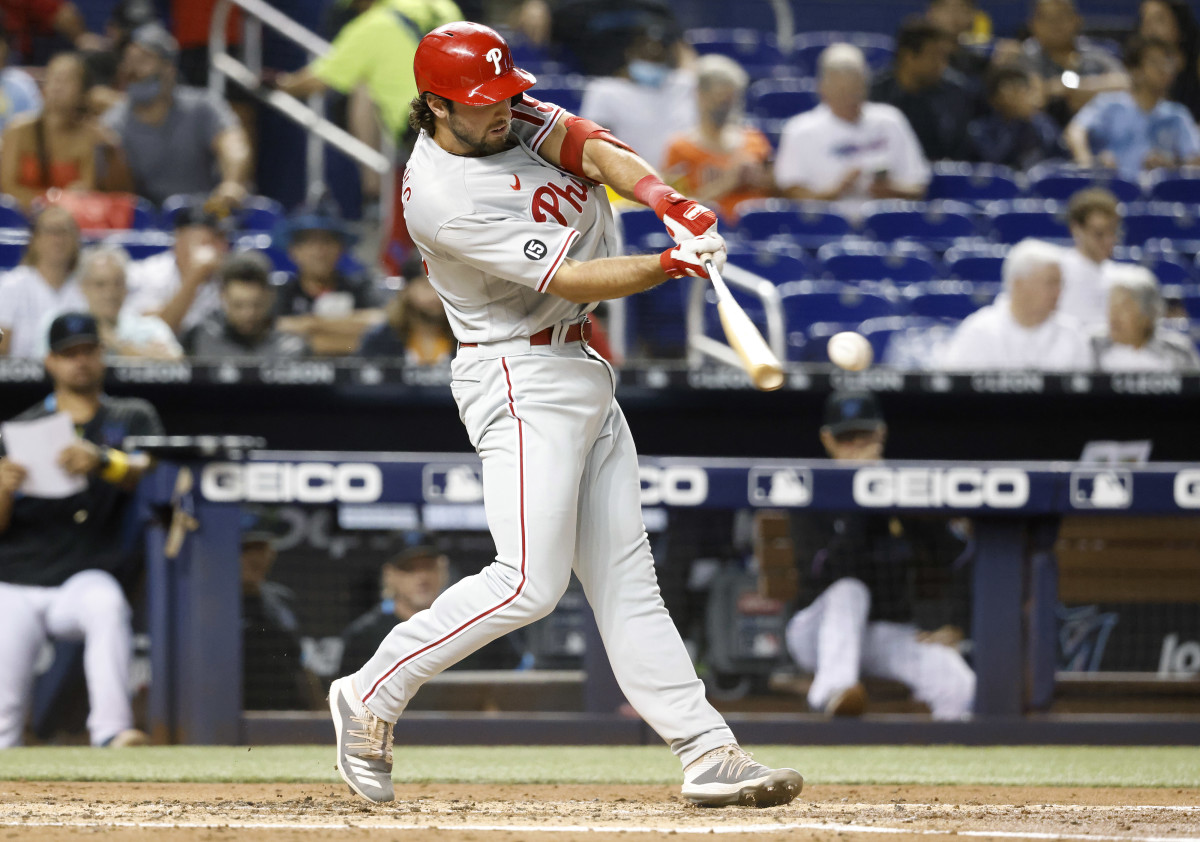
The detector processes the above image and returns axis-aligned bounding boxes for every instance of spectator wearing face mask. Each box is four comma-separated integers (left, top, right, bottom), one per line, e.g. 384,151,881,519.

100,23,251,212
662,54,772,221
578,23,697,171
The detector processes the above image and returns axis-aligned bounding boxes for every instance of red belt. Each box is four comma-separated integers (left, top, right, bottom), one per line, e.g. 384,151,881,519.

460,322,588,349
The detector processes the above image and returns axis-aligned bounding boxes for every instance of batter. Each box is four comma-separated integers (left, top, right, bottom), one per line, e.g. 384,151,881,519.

328,22,803,810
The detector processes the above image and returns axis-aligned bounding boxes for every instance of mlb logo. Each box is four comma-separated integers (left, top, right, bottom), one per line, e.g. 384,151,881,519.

748,468,812,507
1069,470,1133,509
423,464,485,503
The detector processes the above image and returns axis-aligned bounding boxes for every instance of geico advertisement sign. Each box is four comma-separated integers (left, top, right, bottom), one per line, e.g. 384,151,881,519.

853,467,1030,508
200,462,383,503
1175,470,1200,509
639,466,708,506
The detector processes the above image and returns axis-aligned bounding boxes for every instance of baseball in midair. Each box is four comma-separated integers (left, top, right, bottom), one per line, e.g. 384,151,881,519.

828,331,873,371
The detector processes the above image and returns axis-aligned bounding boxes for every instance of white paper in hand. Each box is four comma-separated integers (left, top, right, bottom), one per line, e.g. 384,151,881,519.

0,412,87,498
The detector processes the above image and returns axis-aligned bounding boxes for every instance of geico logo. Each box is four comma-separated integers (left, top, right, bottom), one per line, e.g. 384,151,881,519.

852,467,1029,508
639,466,708,506
200,462,383,503
1174,470,1200,509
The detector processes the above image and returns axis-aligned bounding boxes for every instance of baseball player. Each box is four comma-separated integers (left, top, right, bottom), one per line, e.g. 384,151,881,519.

328,22,803,809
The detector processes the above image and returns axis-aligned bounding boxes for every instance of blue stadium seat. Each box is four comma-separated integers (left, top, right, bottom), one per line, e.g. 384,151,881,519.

733,199,855,250
0,227,28,267
98,230,174,260
1179,287,1200,319
746,77,819,120
1107,248,1196,285
1027,164,1143,203
860,315,958,369
531,74,588,114
619,207,672,253
685,28,784,77
985,199,1071,244
778,280,905,334
861,200,979,250
1123,202,1200,253
629,279,690,356
0,194,28,228
726,245,813,283
816,240,939,285
1147,167,1200,203
129,197,159,230
943,241,1009,283
905,281,1000,319
792,31,895,75
926,162,1023,204
237,196,285,232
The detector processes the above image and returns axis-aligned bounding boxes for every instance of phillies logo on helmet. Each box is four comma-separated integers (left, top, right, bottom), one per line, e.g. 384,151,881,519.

486,47,504,75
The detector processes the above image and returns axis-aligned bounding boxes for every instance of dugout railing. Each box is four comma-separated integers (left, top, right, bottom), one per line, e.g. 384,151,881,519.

138,450,1200,746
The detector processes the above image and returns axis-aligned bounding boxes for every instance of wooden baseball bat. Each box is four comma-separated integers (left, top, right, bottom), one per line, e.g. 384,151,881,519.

704,259,784,391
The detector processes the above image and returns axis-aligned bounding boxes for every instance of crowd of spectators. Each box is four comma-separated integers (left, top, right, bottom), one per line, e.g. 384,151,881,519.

0,0,1197,377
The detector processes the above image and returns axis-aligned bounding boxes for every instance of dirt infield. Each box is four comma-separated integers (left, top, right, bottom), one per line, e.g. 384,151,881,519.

0,782,1198,841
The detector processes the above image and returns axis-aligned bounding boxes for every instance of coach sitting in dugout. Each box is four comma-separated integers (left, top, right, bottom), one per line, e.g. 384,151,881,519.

0,312,163,747
778,391,975,719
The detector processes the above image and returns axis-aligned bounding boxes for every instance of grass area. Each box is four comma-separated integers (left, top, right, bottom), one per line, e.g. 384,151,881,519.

0,746,1197,787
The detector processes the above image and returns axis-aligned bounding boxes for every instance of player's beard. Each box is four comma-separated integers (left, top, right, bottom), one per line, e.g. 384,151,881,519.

446,113,515,157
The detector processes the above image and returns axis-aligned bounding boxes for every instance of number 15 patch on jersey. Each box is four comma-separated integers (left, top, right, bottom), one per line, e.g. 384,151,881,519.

524,239,548,260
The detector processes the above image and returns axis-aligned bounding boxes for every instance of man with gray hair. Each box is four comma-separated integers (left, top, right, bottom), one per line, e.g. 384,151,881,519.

938,238,1091,370
775,43,929,219
1092,264,1200,372
35,245,181,359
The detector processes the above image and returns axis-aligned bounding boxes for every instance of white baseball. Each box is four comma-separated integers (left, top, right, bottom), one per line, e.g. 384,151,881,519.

827,331,873,371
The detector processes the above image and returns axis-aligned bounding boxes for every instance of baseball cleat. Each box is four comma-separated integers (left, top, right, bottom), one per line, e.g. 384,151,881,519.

681,745,803,808
329,676,395,804
825,682,868,717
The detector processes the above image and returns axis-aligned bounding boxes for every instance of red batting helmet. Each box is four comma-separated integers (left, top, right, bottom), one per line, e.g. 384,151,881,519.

413,22,536,106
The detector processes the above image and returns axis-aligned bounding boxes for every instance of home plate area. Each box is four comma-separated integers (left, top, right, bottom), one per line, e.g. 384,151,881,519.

1,783,1198,842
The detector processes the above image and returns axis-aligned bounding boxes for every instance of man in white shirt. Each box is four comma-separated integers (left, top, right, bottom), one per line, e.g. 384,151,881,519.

124,207,228,336
775,43,930,220
1092,263,1200,372
1057,187,1122,327
579,27,697,172
939,238,1092,370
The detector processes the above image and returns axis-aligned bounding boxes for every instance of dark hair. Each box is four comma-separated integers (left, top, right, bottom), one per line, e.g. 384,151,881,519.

1143,0,1200,62
219,250,272,289
986,63,1033,99
1124,33,1177,69
895,17,949,57
409,93,441,135
1067,187,1120,226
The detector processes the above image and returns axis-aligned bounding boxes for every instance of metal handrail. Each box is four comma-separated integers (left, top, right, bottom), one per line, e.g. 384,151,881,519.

209,0,391,209
686,264,787,371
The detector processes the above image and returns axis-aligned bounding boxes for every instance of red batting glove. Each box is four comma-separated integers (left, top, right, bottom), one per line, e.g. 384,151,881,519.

660,235,727,279
634,175,719,244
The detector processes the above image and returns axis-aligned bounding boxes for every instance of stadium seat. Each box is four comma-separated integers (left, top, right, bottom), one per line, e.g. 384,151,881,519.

1107,249,1197,285
530,74,588,114
0,227,27,267
943,241,1009,283
619,207,672,253
1179,288,1200,319
816,240,939,285
0,194,27,228
237,196,285,232
733,199,855,250
926,162,1023,204
726,245,813,283
628,278,690,357
129,197,158,230
746,77,819,120
99,229,174,260
985,199,1071,244
1027,164,1143,203
860,315,958,369
792,31,895,75
685,27,785,79
1147,167,1200,203
1123,202,1200,253
861,200,979,250
778,280,905,335
905,281,1000,319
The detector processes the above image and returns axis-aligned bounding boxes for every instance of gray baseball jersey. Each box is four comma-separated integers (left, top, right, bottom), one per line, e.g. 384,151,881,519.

402,96,615,343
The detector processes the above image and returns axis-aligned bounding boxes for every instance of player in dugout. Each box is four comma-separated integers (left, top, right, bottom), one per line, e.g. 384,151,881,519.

0,313,163,747
327,21,803,809
778,391,975,720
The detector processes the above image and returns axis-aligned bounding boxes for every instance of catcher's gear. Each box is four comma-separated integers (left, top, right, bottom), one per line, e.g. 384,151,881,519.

414,21,536,105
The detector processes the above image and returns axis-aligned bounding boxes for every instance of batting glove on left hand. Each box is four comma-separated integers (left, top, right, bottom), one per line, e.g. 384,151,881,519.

634,175,719,243
661,234,727,279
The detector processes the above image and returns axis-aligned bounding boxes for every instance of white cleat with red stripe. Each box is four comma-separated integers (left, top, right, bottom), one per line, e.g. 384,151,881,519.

329,676,395,804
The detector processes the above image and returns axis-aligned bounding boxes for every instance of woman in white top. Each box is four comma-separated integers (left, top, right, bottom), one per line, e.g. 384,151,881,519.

1092,264,1200,371
0,205,85,357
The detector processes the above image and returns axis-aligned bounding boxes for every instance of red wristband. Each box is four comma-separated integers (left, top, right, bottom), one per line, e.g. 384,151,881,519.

634,175,677,216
